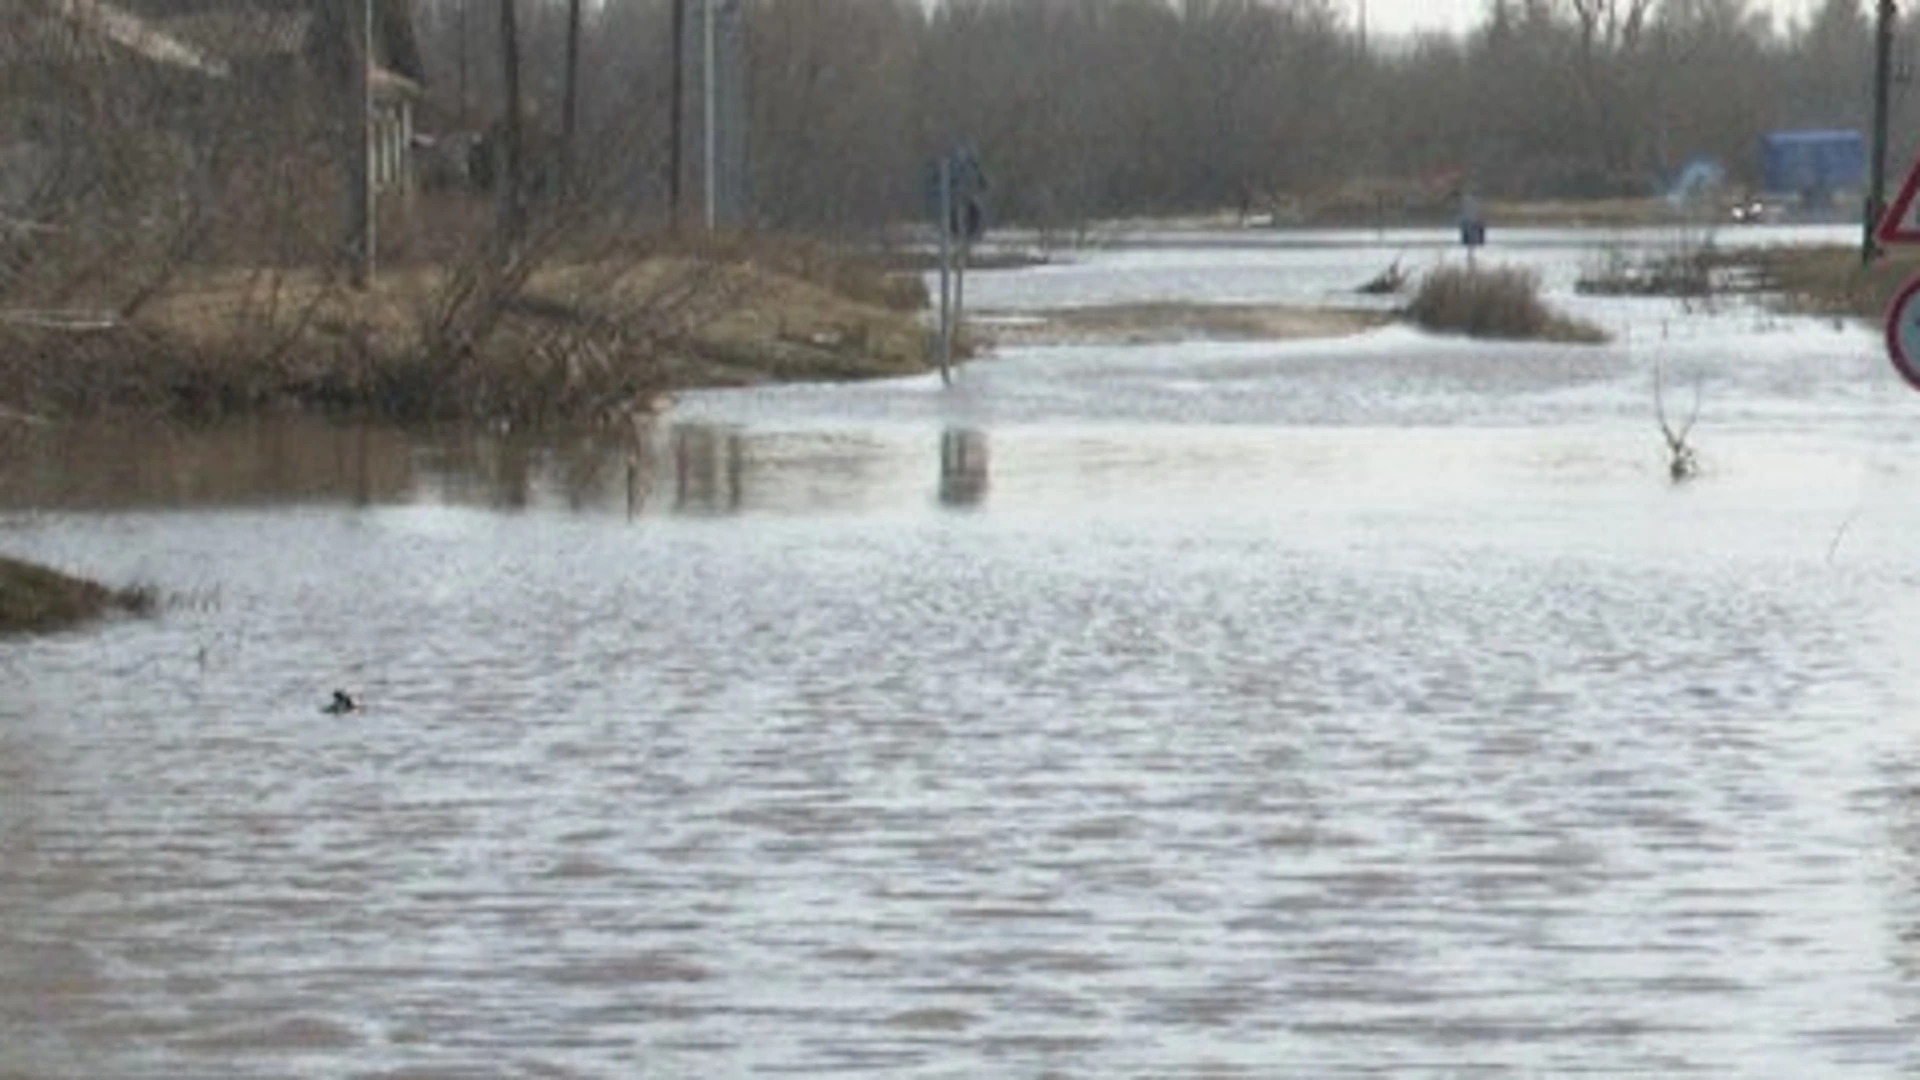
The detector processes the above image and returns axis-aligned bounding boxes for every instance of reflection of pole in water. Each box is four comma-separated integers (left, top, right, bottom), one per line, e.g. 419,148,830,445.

726,432,743,511
624,413,657,520
938,428,989,507
672,425,747,512
673,429,689,509
1891,781,1920,989
485,433,533,509
352,424,373,507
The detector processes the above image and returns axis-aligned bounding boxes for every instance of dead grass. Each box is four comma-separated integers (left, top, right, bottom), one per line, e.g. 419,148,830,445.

1718,244,1920,318
1293,186,1673,229
1577,245,1717,298
982,302,1391,347
1482,198,1675,228
1408,264,1609,343
0,555,154,635
0,244,932,426
653,232,931,313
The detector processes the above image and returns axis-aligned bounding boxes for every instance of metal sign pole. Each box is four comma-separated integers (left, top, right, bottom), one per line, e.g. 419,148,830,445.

937,156,953,385
1866,0,1897,265
954,209,968,370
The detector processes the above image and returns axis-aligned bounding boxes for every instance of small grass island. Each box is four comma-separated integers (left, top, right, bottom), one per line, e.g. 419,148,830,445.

1408,264,1609,343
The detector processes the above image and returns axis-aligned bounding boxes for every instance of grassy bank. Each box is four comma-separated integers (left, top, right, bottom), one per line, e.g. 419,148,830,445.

0,555,152,635
0,239,934,428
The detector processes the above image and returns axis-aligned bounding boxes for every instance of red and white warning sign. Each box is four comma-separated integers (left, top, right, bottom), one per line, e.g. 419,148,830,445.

1877,154,1920,245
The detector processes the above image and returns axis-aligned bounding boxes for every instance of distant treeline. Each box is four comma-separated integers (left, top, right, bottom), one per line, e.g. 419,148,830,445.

10,0,1901,233
406,0,1898,231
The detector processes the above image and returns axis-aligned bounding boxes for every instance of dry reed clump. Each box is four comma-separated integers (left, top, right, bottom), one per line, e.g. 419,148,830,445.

1407,264,1608,343
0,554,154,635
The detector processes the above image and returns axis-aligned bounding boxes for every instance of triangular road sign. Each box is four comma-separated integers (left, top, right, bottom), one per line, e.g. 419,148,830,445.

1878,154,1920,245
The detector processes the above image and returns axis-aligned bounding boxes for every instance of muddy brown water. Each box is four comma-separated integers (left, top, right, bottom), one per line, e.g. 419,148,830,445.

5,230,1920,1077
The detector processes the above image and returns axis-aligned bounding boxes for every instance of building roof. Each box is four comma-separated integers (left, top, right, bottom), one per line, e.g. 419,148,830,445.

147,7,313,61
4,0,423,99
5,0,232,77
369,66,421,101
151,2,423,95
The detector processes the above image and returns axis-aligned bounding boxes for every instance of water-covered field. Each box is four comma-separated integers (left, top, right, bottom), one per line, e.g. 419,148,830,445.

5,223,1920,1078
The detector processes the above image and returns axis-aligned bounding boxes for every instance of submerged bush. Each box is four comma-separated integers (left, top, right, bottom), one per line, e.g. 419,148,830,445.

1408,264,1608,343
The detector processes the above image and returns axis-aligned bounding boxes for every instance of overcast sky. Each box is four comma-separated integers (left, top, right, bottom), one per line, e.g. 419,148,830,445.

1361,0,1825,39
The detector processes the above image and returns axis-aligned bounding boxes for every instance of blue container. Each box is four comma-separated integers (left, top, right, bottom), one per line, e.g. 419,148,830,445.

1760,130,1865,199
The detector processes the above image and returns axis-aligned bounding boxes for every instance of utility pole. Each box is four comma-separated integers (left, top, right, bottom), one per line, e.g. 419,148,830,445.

562,0,582,195
702,0,717,230
457,0,469,126
668,0,685,229
1866,0,1897,265
348,0,375,290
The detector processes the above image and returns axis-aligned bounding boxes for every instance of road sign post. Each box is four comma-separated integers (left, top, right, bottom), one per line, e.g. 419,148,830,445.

925,146,988,387
936,156,953,385
1873,156,1920,392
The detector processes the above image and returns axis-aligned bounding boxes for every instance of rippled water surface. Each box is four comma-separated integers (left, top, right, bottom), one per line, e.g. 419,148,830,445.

5,227,1920,1078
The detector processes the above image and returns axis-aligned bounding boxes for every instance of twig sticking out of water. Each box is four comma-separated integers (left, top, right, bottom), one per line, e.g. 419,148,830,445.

1655,357,1701,483
1826,513,1856,564
1357,256,1407,295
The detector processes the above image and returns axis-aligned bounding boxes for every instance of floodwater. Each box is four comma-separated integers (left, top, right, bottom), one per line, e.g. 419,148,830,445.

5,224,1920,1078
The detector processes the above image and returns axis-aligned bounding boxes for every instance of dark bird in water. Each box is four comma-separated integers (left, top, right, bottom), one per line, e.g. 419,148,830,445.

323,690,360,715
